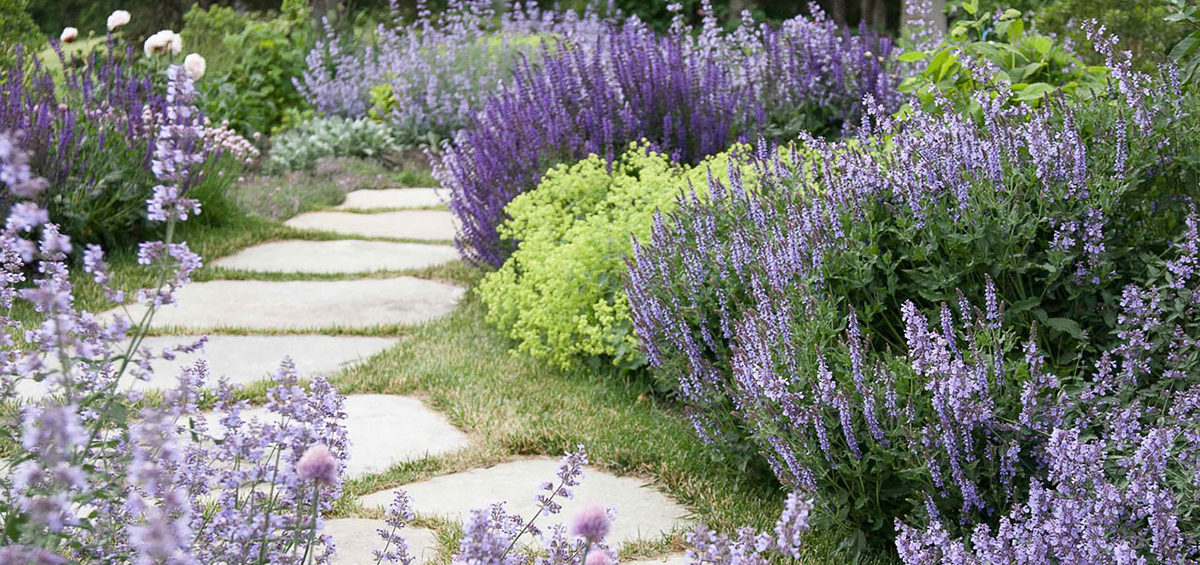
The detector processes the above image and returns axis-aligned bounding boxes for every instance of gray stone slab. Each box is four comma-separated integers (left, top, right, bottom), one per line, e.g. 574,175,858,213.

23,335,394,396
358,459,691,547
285,211,457,241
325,519,439,565
207,394,469,478
101,277,464,331
625,554,688,565
211,240,459,274
335,188,447,210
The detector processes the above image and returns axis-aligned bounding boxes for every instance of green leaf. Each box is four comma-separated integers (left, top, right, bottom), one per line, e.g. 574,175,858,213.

1028,36,1052,56
897,51,928,63
1014,82,1056,101
1007,19,1025,43
1044,317,1084,340
962,0,979,16
1170,33,1200,61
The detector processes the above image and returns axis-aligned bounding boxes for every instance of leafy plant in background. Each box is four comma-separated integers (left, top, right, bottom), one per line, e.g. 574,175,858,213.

625,34,1198,556
265,115,401,173
1167,0,1200,82
440,2,897,267
0,0,44,75
1036,0,1189,73
197,0,312,137
0,34,243,247
479,144,764,373
897,1,1107,115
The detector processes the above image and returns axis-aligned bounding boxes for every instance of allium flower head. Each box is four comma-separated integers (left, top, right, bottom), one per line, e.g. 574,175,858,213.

60,27,78,43
584,549,613,565
107,10,131,31
569,504,611,542
297,443,338,486
183,53,206,79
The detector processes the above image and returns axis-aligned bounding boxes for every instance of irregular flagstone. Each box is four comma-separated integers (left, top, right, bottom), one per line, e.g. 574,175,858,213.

22,335,394,396
211,240,459,274
357,459,691,547
101,278,463,331
324,519,439,565
623,554,688,565
206,395,470,478
285,210,457,241
335,188,448,210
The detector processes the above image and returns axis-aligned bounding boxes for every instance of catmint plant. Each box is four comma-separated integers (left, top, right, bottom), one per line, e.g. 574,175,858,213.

0,64,348,564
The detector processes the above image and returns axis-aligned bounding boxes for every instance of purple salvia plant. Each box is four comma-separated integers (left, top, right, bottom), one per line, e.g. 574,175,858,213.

437,4,897,266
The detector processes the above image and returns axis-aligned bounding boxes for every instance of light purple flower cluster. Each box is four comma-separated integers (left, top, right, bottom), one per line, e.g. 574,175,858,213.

440,4,897,266
685,492,813,565
0,120,349,562
295,0,610,139
449,446,610,565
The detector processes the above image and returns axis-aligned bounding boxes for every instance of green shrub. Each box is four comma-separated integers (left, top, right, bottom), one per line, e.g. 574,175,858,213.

1,0,43,73
181,2,248,78
1037,0,1189,72
197,0,311,136
264,116,401,173
478,143,762,372
899,3,1108,115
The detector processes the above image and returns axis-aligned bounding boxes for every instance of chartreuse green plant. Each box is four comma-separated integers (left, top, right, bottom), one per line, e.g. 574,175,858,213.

898,0,1108,115
478,143,765,372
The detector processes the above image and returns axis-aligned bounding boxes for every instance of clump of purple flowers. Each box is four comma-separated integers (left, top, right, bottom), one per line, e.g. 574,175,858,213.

0,66,351,563
296,0,611,143
624,31,1200,556
438,2,897,266
0,37,242,246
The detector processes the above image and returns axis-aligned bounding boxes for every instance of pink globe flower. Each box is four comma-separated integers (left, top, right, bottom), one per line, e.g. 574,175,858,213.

584,550,613,565
296,444,338,487
569,504,611,542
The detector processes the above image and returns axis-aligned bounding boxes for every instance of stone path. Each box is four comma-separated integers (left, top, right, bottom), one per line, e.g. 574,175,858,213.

126,186,688,563
103,277,464,331
212,240,458,274
335,188,447,210
358,458,692,548
285,210,457,241
325,519,439,565
204,394,469,478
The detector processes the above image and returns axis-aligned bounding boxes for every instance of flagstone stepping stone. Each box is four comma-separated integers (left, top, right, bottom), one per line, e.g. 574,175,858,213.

24,335,394,396
285,211,457,241
624,554,687,565
357,459,691,547
206,395,470,478
211,240,459,274
102,277,464,331
325,519,439,565
335,188,447,210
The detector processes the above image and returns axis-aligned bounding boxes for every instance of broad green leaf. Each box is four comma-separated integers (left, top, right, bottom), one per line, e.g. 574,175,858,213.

1014,82,1055,101
1045,317,1084,339
1028,36,1052,55
1170,33,1200,60
897,51,928,62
